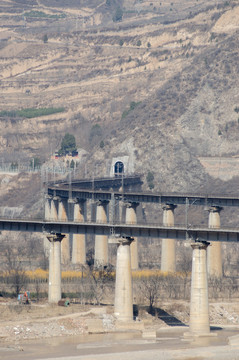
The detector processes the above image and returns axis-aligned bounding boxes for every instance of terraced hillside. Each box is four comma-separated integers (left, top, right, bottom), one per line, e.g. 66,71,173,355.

0,0,238,194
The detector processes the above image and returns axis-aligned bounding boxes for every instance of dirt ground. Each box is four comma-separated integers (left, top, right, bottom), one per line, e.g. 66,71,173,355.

1,298,239,360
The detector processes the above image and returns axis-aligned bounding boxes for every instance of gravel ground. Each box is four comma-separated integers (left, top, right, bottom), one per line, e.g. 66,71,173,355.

1,299,239,360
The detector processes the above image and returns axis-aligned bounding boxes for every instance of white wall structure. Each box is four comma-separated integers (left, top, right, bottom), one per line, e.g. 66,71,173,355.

110,156,134,177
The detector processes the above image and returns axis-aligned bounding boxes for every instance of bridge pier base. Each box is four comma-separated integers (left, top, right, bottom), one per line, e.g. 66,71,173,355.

207,206,223,278
114,237,134,321
161,204,177,272
125,202,139,270
188,241,210,335
47,234,65,304
94,200,109,267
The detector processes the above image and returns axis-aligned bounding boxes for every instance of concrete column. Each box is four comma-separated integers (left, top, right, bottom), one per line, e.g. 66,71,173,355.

72,200,86,265
47,234,65,304
125,202,139,270
161,204,177,272
44,196,51,220
207,206,223,278
109,193,120,223
58,199,70,264
51,197,59,221
189,241,210,335
94,200,109,267
114,237,134,321
43,196,52,257
120,201,126,223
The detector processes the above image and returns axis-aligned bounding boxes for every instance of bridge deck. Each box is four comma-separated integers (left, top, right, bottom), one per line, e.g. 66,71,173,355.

48,186,239,207
0,218,239,243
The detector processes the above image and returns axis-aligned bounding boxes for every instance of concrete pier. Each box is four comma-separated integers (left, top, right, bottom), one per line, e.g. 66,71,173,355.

207,206,223,278
44,196,51,220
47,233,65,304
125,202,139,270
161,204,177,272
189,241,210,335
51,197,59,221
43,196,51,256
58,199,70,264
114,237,134,321
72,200,86,265
95,200,109,267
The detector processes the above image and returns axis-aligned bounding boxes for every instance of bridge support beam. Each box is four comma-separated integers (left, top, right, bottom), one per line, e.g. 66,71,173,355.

161,204,177,272
94,200,109,267
47,233,65,304
72,200,86,265
114,237,134,321
207,206,223,278
125,202,139,270
58,199,70,264
189,241,210,335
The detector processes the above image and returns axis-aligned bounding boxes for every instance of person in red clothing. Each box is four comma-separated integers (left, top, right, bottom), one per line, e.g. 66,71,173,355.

24,291,29,304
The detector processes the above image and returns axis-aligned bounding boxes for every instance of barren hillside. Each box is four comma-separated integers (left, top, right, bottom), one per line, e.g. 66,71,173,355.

0,0,238,198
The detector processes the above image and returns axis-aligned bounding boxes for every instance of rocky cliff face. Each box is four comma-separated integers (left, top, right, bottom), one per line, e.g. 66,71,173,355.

0,0,238,203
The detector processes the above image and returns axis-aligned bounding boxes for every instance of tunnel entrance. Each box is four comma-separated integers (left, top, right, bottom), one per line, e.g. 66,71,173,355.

114,161,124,176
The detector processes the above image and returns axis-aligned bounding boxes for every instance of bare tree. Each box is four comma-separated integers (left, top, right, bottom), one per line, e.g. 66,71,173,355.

137,275,161,314
208,276,224,300
177,248,192,299
2,240,28,295
86,265,114,305
161,275,179,299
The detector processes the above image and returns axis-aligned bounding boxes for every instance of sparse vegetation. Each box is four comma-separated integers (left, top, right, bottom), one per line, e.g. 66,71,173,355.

113,7,123,22
146,171,155,189
89,124,102,143
24,10,66,19
121,101,141,119
43,34,48,43
0,107,65,119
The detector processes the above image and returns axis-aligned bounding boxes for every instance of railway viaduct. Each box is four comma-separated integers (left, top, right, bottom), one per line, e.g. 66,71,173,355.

1,174,239,337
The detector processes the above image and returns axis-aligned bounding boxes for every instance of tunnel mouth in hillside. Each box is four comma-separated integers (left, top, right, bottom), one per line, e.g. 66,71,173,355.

114,161,124,176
